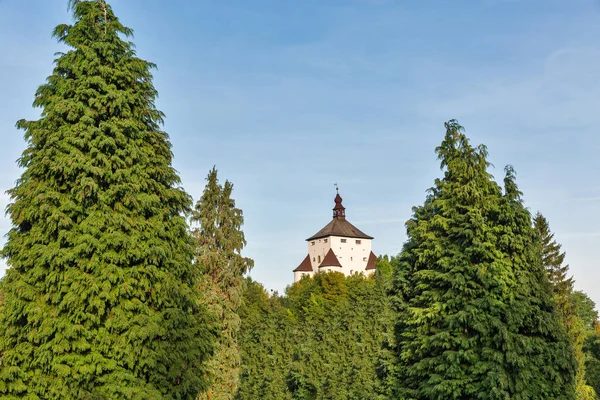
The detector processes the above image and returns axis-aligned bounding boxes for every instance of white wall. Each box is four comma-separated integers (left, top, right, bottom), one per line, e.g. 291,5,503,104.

329,235,372,276
307,237,332,270
294,270,315,282
304,235,373,277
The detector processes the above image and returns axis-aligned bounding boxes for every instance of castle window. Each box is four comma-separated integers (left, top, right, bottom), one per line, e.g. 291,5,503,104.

313,257,315,262
341,239,346,243
311,241,315,246
355,240,361,244
318,255,321,263
324,239,328,243
350,257,353,261
363,257,367,261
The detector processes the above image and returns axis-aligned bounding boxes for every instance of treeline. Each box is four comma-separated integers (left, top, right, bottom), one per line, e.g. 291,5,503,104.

0,1,599,399
237,264,395,399
237,267,600,399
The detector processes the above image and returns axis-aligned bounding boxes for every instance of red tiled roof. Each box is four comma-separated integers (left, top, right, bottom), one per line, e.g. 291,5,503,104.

293,254,313,272
365,251,377,270
318,248,342,268
307,218,373,241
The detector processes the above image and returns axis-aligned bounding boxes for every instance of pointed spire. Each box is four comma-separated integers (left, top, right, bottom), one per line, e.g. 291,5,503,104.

333,187,346,220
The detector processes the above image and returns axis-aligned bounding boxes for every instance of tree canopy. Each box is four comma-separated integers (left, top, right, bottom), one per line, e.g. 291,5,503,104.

238,264,396,400
0,1,213,398
191,167,253,400
392,120,576,399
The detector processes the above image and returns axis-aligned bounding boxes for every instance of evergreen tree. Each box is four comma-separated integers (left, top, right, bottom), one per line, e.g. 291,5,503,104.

533,213,595,399
0,1,213,398
500,168,579,398
191,167,253,400
533,213,574,308
393,120,576,399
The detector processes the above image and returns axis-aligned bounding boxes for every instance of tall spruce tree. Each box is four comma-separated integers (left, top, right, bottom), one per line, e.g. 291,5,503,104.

191,167,253,400
0,1,213,398
533,213,595,399
533,213,574,304
393,120,576,399
499,168,578,398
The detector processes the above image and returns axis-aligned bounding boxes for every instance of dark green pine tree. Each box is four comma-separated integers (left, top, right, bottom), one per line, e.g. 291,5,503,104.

393,120,576,399
532,213,595,399
533,213,574,304
191,167,254,400
0,1,213,398
499,167,577,398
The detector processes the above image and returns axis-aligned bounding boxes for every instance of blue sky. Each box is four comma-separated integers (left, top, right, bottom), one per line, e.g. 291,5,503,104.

1,0,599,306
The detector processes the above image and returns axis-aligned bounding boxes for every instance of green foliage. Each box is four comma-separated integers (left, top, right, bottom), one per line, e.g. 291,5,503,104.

0,1,213,398
585,327,600,398
285,271,394,400
574,292,600,398
534,214,595,399
573,291,599,330
191,167,253,400
533,213,574,308
393,120,576,399
237,266,395,399
237,278,294,400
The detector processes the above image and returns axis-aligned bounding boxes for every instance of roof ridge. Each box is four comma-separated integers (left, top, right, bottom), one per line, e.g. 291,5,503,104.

307,218,373,241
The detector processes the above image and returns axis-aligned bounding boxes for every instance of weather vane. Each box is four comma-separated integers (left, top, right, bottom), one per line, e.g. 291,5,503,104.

334,183,339,194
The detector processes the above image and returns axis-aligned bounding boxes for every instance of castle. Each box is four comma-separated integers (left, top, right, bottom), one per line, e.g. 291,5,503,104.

293,191,376,282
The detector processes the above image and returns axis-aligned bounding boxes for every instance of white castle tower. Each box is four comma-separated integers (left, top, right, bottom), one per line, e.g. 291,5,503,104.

293,190,376,282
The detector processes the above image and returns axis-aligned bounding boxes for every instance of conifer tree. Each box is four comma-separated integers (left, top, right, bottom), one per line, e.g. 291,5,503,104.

500,168,579,398
533,213,574,305
0,1,213,398
393,120,576,399
191,167,253,400
533,213,595,399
